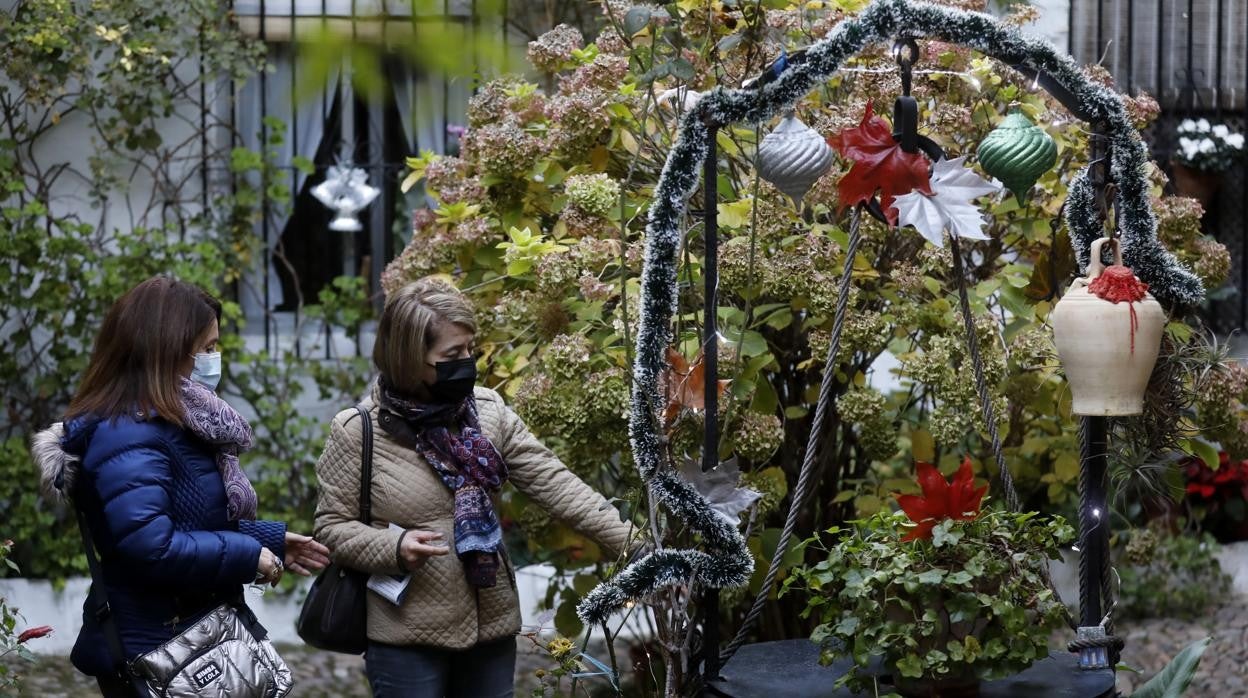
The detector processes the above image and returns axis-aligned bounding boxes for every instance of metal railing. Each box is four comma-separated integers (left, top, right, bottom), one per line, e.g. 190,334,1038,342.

217,0,496,358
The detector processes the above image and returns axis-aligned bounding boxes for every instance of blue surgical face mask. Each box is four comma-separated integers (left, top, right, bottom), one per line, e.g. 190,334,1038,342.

191,351,222,391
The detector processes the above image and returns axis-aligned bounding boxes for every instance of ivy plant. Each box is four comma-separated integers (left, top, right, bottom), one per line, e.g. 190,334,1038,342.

784,507,1074,692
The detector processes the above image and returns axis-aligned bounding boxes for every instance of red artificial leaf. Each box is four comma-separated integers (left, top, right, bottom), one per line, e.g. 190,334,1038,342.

894,457,987,541
662,347,729,426
827,102,933,225
17,625,52,644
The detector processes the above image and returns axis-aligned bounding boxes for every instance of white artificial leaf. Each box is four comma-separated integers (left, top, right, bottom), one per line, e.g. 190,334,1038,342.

676,456,761,528
893,156,1002,247
929,156,1003,200
893,190,948,247
940,199,993,240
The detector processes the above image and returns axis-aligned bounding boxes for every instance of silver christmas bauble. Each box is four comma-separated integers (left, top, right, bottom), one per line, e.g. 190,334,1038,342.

756,112,834,206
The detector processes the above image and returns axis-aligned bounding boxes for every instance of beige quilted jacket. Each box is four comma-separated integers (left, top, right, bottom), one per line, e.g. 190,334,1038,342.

313,385,636,649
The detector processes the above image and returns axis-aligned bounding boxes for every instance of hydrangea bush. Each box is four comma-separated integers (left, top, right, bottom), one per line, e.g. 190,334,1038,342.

386,0,1240,684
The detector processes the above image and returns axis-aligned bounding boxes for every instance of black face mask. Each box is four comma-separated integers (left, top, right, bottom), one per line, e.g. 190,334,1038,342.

426,356,477,404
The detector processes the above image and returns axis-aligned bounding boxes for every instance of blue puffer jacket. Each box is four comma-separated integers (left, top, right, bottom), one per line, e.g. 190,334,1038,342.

34,414,286,677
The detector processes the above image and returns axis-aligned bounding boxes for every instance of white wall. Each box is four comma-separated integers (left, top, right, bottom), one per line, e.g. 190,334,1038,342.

0,562,650,656
14,544,1248,657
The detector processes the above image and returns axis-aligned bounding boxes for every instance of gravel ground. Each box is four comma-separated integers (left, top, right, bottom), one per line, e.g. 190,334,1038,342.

7,599,1244,697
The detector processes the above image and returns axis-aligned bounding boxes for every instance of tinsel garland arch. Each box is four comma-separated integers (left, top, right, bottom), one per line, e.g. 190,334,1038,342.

577,0,1203,626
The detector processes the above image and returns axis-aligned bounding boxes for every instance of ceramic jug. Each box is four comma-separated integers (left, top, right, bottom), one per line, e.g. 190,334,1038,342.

1051,237,1165,416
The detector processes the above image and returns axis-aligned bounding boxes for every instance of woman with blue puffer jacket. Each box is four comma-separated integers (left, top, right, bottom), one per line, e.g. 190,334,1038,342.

31,276,331,697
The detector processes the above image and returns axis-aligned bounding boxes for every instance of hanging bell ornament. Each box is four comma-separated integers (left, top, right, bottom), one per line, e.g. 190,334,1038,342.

1051,237,1165,416
755,110,834,207
976,110,1057,204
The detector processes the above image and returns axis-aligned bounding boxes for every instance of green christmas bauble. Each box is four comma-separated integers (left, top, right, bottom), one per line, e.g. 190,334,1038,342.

976,110,1058,204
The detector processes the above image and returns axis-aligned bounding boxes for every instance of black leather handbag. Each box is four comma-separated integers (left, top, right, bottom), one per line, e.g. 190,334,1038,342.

296,404,374,654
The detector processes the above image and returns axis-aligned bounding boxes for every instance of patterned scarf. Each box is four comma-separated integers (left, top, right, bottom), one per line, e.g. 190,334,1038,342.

377,378,509,587
180,377,257,521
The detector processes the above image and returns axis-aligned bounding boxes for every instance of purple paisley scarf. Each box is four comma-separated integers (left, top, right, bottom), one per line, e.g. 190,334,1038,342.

180,377,257,521
377,378,509,587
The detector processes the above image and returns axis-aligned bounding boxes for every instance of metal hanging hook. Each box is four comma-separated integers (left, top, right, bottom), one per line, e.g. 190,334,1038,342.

892,37,921,153
892,38,919,96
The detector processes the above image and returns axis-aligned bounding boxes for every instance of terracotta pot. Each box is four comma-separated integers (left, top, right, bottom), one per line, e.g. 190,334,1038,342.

1051,238,1165,416
1169,161,1221,211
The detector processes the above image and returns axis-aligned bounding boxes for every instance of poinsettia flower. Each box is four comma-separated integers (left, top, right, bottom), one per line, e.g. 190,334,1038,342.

17,625,52,643
894,457,987,541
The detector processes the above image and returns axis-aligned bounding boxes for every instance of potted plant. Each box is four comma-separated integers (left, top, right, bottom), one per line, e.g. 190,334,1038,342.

1183,451,1248,542
786,458,1073,697
1170,118,1245,209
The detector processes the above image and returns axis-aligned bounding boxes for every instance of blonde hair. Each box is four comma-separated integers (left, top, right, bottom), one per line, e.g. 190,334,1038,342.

374,277,477,393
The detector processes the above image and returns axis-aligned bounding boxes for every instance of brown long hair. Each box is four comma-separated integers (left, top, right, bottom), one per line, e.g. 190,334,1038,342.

66,276,221,427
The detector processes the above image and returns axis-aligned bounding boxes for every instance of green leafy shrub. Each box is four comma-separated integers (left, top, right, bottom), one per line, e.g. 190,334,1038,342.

379,2,1240,671
0,0,371,583
785,508,1074,691
1117,531,1231,620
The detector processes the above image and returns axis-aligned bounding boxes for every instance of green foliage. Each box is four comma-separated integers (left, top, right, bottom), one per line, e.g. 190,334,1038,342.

0,540,39,692
379,3,1235,668
0,0,371,582
294,0,516,102
784,509,1074,691
1131,636,1211,698
1116,531,1231,620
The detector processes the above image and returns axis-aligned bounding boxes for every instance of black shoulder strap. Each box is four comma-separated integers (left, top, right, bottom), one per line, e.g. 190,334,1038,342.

72,503,148,695
355,404,374,523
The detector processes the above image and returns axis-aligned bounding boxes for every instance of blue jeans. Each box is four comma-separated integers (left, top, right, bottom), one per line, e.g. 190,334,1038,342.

365,636,516,698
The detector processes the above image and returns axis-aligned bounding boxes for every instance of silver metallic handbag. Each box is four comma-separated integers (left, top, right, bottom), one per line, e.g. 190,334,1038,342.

128,602,293,698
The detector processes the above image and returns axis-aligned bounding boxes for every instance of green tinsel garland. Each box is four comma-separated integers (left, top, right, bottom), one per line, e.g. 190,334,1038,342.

577,0,1202,627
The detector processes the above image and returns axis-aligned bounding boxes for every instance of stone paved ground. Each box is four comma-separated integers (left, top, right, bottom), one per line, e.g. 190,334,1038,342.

4,636,585,697
1113,599,1248,696
8,599,1245,696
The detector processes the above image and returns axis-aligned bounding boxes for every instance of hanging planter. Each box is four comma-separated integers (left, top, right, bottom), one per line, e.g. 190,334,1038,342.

787,459,1073,697
1051,237,1166,416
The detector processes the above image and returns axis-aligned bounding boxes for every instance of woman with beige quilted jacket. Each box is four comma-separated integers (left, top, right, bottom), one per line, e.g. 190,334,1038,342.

313,277,636,698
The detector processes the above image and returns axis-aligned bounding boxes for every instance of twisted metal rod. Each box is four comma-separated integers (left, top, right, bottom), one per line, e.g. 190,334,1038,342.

719,208,864,664
948,234,1021,513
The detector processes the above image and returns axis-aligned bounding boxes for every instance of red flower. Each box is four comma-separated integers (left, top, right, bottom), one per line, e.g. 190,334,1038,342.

17,625,52,643
894,457,987,541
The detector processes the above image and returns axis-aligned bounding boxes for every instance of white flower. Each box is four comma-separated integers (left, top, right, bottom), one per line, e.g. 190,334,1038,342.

1228,133,1245,149
1179,137,1196,150
1200,138,1216,153
1180,119,1197,132
1214,124,1230,138
1198,118,1212,132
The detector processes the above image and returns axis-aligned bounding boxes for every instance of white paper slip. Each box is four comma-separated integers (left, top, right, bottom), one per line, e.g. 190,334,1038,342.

367,524,413,605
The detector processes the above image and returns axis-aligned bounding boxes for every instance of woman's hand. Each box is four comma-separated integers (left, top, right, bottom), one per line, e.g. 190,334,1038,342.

284,532,331,576
399,530,450,571
256,547,283,586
